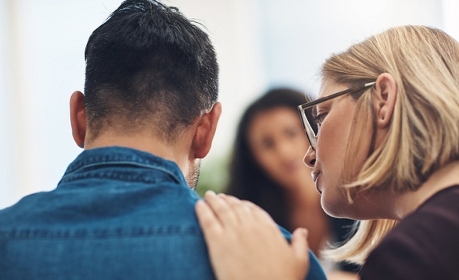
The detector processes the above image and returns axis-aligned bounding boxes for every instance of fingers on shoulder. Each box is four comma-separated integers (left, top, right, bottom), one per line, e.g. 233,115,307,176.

218,194,276,226
195,199,225,237
197,191,280,235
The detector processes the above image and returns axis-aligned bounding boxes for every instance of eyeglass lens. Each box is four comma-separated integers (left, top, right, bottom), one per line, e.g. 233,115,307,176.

304,106,319,135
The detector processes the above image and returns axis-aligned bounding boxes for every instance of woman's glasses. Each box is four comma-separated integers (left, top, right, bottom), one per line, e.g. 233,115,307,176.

297,81,376,150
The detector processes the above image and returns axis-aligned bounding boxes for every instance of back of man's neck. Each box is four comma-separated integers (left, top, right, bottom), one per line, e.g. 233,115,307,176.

85,134,179,164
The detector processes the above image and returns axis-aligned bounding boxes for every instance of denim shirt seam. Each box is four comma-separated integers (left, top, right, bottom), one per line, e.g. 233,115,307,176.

0,226,202,240
61,161,182,184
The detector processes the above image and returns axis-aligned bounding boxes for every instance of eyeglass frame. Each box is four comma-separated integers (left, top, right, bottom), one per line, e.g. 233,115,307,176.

297,81,376,150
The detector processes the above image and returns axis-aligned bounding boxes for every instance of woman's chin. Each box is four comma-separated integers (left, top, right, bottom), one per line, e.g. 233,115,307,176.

321,193,352,219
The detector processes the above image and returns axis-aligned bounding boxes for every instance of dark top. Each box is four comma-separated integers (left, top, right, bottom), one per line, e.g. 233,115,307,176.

360,185,459,279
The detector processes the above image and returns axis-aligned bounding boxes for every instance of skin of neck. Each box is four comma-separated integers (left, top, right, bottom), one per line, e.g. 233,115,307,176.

285,180,329,256
84,127,197,179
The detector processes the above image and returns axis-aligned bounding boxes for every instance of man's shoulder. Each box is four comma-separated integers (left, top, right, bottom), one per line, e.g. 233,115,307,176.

0,178,202,234
0,185,215,279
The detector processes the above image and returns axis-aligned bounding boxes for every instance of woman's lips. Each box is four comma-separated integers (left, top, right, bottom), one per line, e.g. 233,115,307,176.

312,172,322,194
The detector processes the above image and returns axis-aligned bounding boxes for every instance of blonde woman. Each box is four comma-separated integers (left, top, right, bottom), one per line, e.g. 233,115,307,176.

195,25,459,279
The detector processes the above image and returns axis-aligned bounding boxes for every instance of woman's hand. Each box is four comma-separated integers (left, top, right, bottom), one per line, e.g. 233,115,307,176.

195,191,310,280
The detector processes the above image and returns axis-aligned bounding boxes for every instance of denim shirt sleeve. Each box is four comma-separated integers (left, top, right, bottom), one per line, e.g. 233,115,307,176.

307,251,327,280
278,226,327,280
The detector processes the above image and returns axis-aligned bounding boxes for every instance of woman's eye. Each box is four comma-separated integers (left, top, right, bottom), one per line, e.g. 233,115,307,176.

312,113,328,126
261,138,274,149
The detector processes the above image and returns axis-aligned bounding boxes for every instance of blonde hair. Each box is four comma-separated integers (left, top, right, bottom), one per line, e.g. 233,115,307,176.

321,25,459,264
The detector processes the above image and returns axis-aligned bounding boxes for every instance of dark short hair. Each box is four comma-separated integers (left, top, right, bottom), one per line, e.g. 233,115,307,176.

83,0,218,141
225,88,311,231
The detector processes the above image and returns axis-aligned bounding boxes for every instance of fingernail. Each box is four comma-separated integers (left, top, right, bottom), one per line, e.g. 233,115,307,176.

205,190,216,196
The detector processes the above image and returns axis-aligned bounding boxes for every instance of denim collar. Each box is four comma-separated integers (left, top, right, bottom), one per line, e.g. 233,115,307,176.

61,146,186,185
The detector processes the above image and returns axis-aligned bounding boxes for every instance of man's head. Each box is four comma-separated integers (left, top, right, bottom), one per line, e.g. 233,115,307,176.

70,0,221,188
76,0,218,140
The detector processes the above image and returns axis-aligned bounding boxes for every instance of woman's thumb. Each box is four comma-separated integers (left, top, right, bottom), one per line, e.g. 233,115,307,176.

291,227,309,261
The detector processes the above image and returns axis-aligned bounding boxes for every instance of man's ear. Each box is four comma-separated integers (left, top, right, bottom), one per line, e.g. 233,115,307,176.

374,73,397,128
70,91,87,148
192,102,222,159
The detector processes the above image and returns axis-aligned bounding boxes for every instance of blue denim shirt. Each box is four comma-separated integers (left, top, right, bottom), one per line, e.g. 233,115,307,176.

0,147,326,279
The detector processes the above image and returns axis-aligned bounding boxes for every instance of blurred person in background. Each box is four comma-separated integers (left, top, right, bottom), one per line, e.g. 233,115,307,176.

225,88,359,278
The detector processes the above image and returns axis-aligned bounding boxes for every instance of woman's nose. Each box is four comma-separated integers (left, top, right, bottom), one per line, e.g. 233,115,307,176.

303,146,316,168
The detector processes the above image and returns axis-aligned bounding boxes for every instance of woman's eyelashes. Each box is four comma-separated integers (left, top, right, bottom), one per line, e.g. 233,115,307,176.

312,112,328,127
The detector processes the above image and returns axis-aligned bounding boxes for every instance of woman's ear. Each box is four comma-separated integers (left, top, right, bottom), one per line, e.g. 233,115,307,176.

374,73,397,128
70,91,87,148
192,102,222,159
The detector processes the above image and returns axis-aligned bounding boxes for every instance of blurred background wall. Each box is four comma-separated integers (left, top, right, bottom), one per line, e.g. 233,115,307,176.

0,0,458,208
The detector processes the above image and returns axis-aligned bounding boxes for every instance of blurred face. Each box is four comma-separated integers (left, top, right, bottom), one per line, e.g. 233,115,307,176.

304,79,373,218
248,107,311,190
